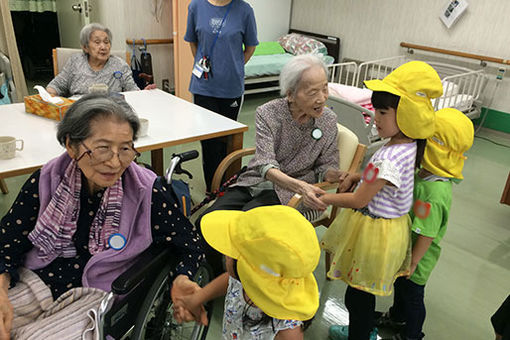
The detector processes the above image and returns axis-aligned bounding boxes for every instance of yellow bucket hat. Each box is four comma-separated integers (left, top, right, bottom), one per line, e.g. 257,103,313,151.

364,61,443,139
422,108,474,179
201,205,320,321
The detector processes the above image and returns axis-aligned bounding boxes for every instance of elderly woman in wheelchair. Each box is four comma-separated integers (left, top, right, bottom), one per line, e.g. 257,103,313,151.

0,94,206,339
197,54,345,275
46,22,155,97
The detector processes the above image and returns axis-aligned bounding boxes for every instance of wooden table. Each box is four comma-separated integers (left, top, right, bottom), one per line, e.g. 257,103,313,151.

0,89,247,193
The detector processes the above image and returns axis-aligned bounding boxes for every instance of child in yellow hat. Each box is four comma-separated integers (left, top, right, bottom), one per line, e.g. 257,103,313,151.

375,108,474,340
172,205,320,340
319,61,444,340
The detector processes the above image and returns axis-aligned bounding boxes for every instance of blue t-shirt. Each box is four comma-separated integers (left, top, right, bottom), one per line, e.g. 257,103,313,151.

184,0,258,98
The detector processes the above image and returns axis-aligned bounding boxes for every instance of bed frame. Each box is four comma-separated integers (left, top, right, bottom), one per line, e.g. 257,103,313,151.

357,55,487,119
324,55,487,159
244,29,341,95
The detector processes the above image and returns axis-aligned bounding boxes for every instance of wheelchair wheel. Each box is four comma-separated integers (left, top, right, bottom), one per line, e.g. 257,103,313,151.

132,263,213,340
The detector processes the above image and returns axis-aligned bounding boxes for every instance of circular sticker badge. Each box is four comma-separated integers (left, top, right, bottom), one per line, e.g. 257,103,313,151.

113,71,123,79
362,162,379,184
413,200,431,220
108,233,126,250
311,128,323,140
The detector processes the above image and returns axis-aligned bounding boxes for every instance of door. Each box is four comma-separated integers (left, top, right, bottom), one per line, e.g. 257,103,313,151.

56,0,98,48
172,0,193,102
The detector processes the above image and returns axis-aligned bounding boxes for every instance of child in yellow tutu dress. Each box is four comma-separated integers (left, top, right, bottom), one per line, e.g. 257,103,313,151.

320,61,443,340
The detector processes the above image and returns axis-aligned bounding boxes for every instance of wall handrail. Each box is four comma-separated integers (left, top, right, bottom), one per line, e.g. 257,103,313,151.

126,38,173,45
400,42,510,66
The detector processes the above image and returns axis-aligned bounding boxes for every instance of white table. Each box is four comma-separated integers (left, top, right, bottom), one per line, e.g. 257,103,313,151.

0,89,248,192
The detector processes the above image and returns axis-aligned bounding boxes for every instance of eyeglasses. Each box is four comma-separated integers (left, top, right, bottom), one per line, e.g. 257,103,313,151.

76,142,140,165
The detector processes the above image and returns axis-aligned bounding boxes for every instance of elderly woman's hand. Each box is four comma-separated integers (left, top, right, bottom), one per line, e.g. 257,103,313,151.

337,173,361,193
143,84,157,90
299,182,328,211
323,169,348,183
171,275,208,325
0,292,13,340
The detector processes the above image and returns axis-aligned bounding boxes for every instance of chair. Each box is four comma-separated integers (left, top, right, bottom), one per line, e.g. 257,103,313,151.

96,155,212,340
210,124,366,279
97,245,212,340
210,123,367,223
51,48,130,76
287,124,366,277
326,95,387,159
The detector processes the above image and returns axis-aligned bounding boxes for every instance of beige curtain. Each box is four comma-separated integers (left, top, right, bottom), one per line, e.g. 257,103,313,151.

0,0,28,102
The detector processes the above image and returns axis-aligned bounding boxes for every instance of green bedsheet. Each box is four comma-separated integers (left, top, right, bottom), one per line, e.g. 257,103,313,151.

245,54,334,78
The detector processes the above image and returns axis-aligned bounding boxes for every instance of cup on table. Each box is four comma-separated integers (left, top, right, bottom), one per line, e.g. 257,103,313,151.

0,136,24,160
138,118,149,137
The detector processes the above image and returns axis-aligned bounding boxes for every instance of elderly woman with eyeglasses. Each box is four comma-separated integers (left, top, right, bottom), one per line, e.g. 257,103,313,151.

46,23,155,97
0,94,204,339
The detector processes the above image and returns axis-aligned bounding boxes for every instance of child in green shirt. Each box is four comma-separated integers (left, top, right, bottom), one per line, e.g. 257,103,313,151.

376,108,474,340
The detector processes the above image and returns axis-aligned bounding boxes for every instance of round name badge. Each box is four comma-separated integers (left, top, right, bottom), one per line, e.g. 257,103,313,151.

311,128,323,140
108,233,126,250
113,71,123,79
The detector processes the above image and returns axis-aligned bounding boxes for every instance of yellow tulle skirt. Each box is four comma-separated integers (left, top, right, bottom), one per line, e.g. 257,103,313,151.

321,208,412,296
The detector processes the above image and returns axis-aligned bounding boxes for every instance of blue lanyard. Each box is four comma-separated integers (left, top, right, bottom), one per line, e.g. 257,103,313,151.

203,0,233,58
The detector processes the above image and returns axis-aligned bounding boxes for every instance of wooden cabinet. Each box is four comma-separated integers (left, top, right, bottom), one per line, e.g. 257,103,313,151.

172,0,193,102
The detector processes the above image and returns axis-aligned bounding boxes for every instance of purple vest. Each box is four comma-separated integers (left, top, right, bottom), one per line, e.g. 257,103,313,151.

24,153,157,292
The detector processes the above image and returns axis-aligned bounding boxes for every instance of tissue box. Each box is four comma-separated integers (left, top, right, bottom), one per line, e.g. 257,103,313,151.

24,94,75,121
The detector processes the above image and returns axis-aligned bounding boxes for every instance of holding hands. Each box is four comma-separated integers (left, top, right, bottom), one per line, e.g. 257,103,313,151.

171,275,208,325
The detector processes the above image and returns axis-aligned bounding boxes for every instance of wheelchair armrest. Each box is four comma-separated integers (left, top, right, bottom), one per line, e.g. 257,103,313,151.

111,244,176,295
211,147,255,192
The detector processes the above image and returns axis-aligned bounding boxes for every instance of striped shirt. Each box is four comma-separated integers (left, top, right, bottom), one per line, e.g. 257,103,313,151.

366,142,417,218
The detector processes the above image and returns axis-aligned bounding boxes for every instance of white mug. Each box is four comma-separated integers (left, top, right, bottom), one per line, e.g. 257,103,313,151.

138,118,149,137
0,136,24,160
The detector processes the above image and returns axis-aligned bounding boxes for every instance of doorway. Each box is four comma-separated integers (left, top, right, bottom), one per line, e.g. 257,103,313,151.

9,0,97,94
11,10,58,93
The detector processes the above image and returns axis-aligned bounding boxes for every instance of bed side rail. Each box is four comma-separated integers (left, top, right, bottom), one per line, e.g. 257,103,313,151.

327,62,358,86
433,69,486,111
356,55,409,86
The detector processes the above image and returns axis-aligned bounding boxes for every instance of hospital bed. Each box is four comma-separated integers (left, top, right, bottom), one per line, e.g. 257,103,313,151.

325,55,487,157
244,29,341,95
357,55,487,119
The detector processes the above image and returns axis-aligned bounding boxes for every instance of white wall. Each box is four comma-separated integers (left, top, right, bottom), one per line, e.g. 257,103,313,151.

291,0,510,113
94,0,174,90
245,0,291,42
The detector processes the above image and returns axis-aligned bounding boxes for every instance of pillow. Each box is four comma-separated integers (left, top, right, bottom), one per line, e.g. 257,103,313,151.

278,33,328,56
328,83,373,105
253,41,286,56
442,80,459,97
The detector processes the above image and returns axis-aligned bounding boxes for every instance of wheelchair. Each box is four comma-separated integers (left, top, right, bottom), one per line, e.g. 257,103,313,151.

96,151,213,340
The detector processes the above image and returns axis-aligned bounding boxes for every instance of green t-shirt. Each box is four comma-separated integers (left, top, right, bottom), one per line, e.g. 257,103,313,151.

409,175,452,285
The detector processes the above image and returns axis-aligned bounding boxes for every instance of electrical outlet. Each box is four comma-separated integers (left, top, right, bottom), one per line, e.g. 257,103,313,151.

162,79,170,92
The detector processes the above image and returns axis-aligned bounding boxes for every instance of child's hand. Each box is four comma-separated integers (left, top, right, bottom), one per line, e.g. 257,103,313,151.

173,291,209,325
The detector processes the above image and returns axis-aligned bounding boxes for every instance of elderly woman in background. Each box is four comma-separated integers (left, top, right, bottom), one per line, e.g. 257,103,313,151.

197,54,343,274
46,23,154,97
0,94,203,339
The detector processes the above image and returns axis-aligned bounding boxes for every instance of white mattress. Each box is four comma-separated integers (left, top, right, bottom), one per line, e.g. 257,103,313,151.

432,94,474,112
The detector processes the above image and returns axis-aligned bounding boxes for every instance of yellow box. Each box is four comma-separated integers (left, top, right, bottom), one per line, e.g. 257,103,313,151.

24,94,75,121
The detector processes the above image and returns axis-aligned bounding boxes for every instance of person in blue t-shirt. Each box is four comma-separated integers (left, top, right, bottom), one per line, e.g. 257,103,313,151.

184,0,258,192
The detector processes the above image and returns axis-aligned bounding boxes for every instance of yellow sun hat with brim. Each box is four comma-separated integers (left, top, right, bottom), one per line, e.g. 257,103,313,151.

364,61,444,139
421,108,474,179
201,205,320,321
